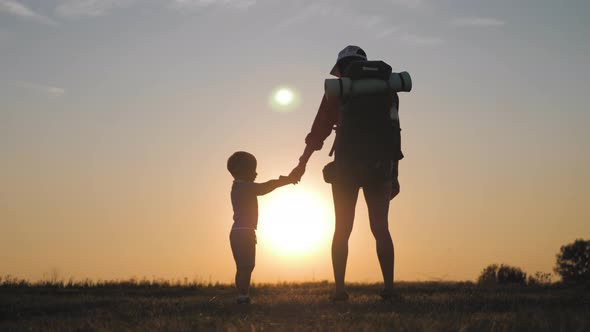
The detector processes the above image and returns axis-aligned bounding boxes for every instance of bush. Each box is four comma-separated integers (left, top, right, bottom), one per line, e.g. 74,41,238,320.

527,272,552,286
555,239,590,284
477,264,527,285
477,264,499,285
497,265,526,285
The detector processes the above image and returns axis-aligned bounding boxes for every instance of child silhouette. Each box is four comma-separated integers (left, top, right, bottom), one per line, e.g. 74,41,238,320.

227,151,294,304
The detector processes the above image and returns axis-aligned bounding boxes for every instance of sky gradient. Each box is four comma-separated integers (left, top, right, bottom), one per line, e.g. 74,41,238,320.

1,0,589,283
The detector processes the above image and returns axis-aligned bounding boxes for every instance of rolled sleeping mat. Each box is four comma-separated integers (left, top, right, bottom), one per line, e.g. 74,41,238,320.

390,71,412,93
325,71,412,99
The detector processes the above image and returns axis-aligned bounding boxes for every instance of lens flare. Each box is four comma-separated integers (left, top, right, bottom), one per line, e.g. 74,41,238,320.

275,88,294,106
269,86,301,112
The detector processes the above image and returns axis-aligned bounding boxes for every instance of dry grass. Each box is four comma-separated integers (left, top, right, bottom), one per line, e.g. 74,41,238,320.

1,278,589,331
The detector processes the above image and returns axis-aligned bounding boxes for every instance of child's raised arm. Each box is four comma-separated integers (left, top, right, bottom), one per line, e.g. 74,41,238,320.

253,176,293,196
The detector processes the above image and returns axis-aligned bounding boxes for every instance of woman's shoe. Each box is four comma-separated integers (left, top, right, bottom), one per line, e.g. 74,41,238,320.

330,291,349,302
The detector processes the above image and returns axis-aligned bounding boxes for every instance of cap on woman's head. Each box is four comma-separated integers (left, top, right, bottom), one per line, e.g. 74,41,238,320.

330,45,367,76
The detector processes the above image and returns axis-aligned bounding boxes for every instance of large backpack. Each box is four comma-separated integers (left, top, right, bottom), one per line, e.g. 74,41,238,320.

334,60,403,166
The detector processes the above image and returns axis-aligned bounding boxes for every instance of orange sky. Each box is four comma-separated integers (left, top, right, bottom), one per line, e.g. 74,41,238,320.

1,0,589,283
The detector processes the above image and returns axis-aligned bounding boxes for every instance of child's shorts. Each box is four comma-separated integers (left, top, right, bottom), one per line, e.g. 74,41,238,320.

230,229,257,270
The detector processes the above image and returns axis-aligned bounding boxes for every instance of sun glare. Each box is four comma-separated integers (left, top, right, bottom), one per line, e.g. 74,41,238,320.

275,88,294,106
258,187,332,257
269,86,300,112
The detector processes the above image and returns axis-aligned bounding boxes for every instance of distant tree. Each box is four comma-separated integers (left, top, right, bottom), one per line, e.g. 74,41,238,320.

497,265,526,285
527,272,552,286
477,264,526,285
477,264,499,285
555,239,590,284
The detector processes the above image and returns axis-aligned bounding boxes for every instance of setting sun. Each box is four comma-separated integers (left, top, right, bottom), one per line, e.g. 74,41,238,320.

258,187,333,257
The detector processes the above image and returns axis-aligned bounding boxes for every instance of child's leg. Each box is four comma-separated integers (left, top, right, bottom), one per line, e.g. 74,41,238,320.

230,229,256,296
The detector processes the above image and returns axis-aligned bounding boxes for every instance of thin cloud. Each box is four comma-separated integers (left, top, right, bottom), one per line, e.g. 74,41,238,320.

0,0,56,25
356,15,382,30
402,33,444,46
273,3,397,38
375,26,399,39
274,3,345,32
452,17,506,27
391,0,428,10
170,0,256,10
272,2,436,46
46,86,66,98
56,0,135,18
273,2,440,46
15,82,66,98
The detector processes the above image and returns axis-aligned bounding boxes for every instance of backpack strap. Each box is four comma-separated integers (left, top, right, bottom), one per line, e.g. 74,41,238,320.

328,125,337,157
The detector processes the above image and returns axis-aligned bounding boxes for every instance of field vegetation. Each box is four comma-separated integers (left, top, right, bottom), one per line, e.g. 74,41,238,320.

1,277,589,331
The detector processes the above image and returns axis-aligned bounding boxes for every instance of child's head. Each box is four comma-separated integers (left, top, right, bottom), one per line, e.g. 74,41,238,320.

227,151,257,181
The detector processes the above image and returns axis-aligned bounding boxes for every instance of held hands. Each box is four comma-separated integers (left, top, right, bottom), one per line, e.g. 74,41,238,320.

277,161,306,186
279,175,297,185
288,162,306,184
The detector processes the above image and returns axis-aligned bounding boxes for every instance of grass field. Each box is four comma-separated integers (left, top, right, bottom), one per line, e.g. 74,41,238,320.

1,279,589,331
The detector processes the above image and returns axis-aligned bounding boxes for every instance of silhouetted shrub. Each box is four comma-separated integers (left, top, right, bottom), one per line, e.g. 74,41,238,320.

497,265,526,285
555,239,590,284
477,264,499,285
527,272,552,286
477,264,526,285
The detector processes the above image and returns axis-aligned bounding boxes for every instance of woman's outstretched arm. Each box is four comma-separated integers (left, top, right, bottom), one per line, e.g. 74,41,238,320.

290,94,338,181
